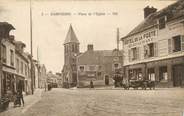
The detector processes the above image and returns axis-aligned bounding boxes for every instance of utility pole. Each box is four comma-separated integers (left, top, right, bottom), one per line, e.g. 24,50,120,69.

37,46,40,88
30,0,34,94
116,28,120,58
117,28,119,51
0,30,2,98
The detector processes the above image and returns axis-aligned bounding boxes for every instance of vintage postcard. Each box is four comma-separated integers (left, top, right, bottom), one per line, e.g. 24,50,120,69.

0,0,184,116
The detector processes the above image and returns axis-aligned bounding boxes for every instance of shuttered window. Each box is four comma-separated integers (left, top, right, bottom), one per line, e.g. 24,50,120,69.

144,43,157,58
128,49,131,62
129,47,139,61
154,42,158,57
136,47,140,60
173,35,181,52
132,47,137,61
168,39,172,54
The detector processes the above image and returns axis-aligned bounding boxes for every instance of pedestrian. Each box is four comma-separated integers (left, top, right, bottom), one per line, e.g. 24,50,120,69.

90,80,94,88
17,90,24,106
14,92,20,107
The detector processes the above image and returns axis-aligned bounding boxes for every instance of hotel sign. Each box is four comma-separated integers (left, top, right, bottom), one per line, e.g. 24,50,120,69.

124,30,156,48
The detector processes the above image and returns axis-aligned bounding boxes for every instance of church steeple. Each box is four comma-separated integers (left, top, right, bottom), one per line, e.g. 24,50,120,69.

64,24,79,45
62,25,80,87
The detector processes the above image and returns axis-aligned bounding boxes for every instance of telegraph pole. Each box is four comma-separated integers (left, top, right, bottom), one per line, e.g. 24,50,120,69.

117,28,119,51
0,31,2,98
116,28,120,57
30,0,34,94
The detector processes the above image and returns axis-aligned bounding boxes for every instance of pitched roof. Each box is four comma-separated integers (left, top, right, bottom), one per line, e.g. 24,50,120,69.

77,49,123,65
0,22,15,30
122,0,184,39
64,24,79,44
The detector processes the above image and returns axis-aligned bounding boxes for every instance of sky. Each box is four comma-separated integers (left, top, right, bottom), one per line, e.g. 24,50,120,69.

0,0,176,73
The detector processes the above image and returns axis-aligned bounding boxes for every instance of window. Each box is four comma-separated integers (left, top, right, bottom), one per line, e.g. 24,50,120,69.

129,68,142,80
129,47,139,61
1,44,6,63
97,72,101,76
114,63,119,68
98,65,102,70
10,50,14,66
144,43,156,58
16,59,19,73
132,48,137,60
79,66,84,72
173,35,181,52
21,61,23,74
159,17,166,29
159,66,168,82
168,35,184,53
148,68,155,81
75,45,78,53
72,44,75,52
25,64,27,76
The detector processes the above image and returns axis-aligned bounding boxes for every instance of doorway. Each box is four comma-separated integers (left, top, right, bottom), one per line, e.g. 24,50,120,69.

105,75,109,85
173,64,184,87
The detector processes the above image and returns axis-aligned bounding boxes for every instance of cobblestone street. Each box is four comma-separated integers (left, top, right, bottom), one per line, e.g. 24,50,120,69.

1,88,184,116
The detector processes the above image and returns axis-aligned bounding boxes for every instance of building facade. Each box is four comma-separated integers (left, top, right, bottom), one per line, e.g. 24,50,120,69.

62,25,80,88
38,64,47,88
46,71,59,88
15,41,29,94
0,22,15,98
121,0,184,87
77,44,123,87
55,72,62,88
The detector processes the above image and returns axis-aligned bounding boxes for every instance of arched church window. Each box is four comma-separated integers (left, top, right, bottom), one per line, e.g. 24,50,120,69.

72,44,75,52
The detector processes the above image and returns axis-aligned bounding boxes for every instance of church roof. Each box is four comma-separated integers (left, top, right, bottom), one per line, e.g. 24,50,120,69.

64,25,79,44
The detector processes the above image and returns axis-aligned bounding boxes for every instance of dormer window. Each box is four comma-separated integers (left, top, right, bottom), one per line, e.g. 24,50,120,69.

158,16,166,29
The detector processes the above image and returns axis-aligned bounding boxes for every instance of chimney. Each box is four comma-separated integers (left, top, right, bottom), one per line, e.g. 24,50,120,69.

87,44,93,51
144,6,157,19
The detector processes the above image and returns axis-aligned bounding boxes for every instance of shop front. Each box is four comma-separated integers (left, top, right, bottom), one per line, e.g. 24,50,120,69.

125,56,184,87
15,75,25,93
1,71,16,101
125,63,146,81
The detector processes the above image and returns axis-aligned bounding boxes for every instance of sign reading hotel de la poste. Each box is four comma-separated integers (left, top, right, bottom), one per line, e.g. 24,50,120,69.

124,29,157,48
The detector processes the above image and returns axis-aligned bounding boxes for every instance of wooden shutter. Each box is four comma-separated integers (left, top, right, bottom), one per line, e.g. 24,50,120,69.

128,49,131,62
181,35,184,51
168,39,172,54
144,45,147,59
136,47,140,60
154,42,158,57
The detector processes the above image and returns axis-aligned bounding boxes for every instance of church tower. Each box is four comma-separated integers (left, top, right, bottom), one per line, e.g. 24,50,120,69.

63,25,80,87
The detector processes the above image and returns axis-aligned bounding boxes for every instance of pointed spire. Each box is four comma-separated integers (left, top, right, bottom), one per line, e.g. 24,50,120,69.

64,24,79,44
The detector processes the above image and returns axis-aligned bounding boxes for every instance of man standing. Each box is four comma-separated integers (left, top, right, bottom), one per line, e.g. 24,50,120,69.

17,90,24,106
90,80,94,88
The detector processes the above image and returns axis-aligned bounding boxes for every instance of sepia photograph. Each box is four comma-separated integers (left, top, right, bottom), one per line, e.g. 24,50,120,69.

0,0,184,116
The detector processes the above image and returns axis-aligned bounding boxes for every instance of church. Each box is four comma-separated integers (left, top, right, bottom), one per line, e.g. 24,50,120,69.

62,25,80,88
62,25,124,88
